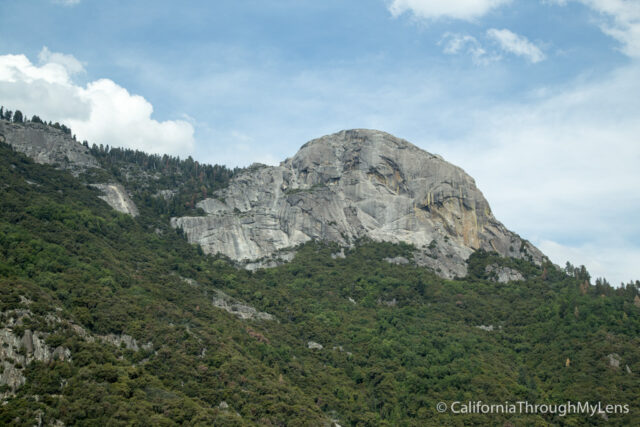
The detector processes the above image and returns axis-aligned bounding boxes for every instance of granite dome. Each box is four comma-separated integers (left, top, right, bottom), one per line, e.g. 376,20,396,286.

172,129,544,278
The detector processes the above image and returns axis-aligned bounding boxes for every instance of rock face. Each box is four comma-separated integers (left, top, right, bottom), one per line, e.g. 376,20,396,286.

90,183,139,216
1,325,71,397
211,289,276,321
607,353,621,369
1,119,140,216
173,129,544,278
307,341,324,350
180,277,275,321
0,120,99,174
485,264,525,283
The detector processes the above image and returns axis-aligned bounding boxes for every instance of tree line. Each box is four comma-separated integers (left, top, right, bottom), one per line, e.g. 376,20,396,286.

0,105,72,135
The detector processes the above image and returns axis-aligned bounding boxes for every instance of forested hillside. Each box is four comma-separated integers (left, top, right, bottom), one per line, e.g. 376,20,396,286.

85,144,241,218
1,141,639,426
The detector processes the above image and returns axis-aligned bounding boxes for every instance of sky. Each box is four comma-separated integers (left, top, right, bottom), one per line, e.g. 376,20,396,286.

1,0,639,285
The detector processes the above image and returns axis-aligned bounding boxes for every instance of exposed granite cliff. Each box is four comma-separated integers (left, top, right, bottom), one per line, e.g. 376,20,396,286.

0,120,98,174
173,129,544,278
1,119,139,216
90,183,139,216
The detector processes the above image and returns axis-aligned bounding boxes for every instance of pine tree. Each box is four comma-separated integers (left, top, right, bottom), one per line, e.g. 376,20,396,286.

13,110,24,123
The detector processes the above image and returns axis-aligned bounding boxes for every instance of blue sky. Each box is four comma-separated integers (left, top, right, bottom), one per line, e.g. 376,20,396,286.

1,0,639,285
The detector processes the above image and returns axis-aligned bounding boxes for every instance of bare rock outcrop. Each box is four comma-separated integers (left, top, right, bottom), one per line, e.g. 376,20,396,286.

485,264,525,283
173,129,544,278
384,256,410,265
607,353,621,369
1,119,140,217
179,277,276,321
307,341,324,350
90,183,139,216
0,120,98,174
100,333,140,351
211,290,276,321
475,325,501,332
1,326,71,397
0,302,156,400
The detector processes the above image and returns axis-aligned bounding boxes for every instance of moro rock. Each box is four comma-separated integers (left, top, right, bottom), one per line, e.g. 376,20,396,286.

172,129,544,278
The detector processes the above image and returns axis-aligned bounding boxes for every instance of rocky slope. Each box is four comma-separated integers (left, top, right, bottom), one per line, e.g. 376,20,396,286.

89,183,139,216
173,129,545,278
0,119,138,215
0,120,98,174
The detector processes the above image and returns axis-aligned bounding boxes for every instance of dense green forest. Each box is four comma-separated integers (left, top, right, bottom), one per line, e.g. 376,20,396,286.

1,139,639,426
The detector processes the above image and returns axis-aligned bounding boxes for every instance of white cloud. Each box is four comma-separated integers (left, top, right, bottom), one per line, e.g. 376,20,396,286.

486,28,546,62
580,0,640,57
388,0,510,21
38,46,85,75
0,53,74,85
441,33,483,55
551,0,640,57
439,30,543,64
69,79,194,155
439,33,500,64
0,50,194,155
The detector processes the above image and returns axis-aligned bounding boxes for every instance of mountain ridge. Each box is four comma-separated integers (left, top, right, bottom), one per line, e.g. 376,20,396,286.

1,119,546,279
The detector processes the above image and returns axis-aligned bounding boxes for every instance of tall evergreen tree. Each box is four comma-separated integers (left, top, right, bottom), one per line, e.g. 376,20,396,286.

13,110,24,123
